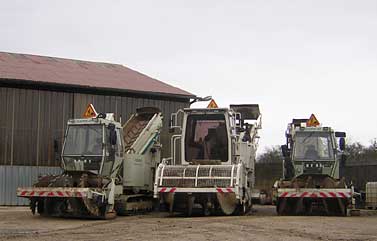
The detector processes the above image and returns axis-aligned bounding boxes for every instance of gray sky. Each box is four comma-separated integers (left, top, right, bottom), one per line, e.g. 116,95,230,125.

1,0,377,152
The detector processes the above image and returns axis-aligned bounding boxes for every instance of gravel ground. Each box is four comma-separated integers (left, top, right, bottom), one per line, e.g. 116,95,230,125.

0,206,377,241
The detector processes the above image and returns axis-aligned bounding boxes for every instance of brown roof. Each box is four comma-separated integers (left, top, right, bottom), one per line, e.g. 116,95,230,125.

0,52,194,98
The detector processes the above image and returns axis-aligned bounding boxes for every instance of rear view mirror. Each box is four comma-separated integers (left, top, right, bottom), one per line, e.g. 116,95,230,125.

335,132,346,138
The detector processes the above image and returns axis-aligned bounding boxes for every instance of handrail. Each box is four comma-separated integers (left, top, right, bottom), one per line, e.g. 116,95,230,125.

159,164,166,186
170,135,181,165
235,163,242,189
170,109,184,131
195,165,200,187
159,176,236,180
230,165,235,187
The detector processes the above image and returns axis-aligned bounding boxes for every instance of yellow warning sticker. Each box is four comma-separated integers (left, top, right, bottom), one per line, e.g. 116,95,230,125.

207,99,219,109
83,104,98,118
306,114,320,127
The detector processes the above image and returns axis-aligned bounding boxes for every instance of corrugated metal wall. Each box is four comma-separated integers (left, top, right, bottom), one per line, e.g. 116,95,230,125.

0,87,189,167
0,165,61,205
0,87,72,167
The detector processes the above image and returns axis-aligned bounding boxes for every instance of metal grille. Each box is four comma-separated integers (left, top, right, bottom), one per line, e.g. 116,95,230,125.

159,165,238,188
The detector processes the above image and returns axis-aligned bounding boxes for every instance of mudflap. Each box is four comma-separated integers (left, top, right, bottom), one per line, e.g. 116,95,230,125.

216,192,238,215
157,192,175,213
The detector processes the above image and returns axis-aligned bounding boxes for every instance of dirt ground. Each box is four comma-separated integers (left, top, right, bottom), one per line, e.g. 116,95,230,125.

0,205,377,241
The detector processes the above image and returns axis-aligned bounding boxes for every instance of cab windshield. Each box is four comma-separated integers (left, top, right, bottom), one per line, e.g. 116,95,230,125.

185,114,228,162
62,125,103,172
293,131,334,160
63,125,103,156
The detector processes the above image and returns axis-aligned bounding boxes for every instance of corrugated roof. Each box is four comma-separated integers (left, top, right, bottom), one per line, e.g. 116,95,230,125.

0,52,194,98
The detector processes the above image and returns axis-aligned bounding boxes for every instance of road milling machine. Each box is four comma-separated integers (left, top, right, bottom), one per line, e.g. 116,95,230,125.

154,102,262,216
17,105,163,219
274,114,353,216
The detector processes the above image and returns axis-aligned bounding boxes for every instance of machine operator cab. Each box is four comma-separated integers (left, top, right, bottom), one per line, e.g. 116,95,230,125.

61,106,123,178
183,109,231,164
173,103,261,166
281,114,346,179
292,128,337,176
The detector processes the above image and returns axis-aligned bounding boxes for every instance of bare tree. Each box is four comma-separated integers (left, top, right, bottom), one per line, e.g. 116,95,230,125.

346,140,377,163
257,145,283,163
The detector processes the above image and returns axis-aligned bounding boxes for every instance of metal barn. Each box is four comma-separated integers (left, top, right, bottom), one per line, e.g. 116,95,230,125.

0,52,194,205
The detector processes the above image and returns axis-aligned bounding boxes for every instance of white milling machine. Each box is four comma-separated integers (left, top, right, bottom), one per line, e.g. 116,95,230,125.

154,104,262,216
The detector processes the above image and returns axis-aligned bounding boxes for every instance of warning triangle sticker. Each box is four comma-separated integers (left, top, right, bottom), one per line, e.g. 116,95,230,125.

306,114,320,127
83,104,98,118
207,99,219,109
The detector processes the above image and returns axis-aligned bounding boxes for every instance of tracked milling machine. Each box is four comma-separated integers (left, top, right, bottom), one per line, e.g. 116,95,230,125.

17,105,163,219
154,102,262,216
274,114,353,216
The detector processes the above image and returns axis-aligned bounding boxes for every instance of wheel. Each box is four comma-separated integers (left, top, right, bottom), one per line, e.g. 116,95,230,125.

276,198,290,215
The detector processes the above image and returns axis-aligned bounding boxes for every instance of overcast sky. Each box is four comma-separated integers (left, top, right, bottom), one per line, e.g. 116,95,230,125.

1,0,377,153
